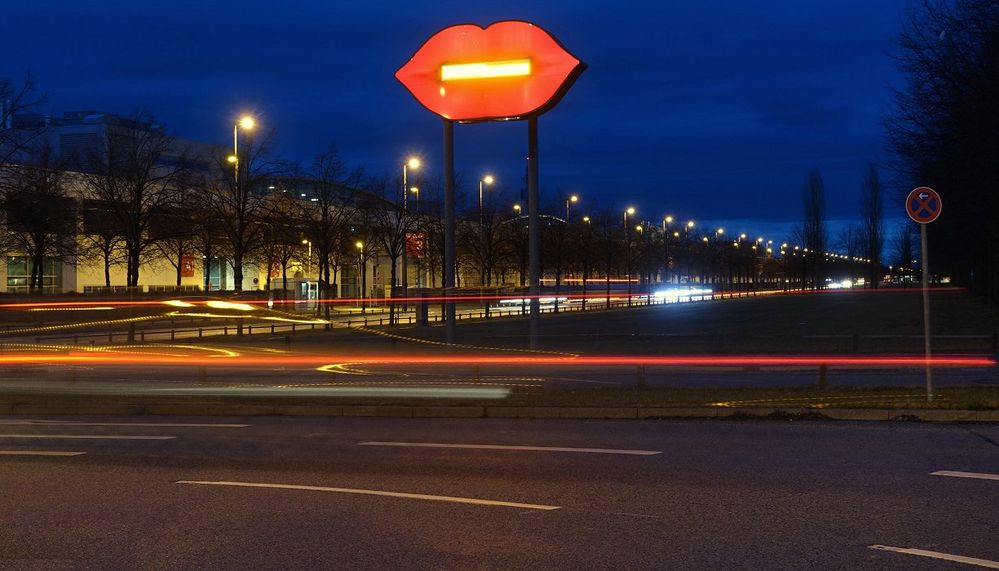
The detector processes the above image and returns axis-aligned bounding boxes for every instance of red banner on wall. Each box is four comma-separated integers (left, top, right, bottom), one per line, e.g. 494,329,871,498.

180,254,196,277
406,232,426,258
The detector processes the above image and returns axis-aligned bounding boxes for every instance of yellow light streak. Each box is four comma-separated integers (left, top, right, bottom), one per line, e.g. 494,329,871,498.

440,59,531,81
27,306,116,312
204,300,256,312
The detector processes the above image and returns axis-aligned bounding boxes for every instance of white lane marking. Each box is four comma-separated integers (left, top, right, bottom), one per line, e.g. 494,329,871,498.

358,441,662,456
931,470,999,482
176,480,560,511
0,420,249,428
869,545,999,569
0,434,174,440
0,450,87,457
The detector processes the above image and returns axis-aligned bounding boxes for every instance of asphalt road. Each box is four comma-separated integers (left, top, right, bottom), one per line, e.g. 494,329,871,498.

2,416,997,569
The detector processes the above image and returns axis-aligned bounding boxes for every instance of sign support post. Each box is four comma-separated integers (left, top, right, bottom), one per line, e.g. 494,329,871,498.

443,119,456,347
905,186,942,404
527,116,541,349
920,222,932,403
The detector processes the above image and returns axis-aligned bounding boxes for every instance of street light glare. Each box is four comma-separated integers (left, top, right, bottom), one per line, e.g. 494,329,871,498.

665,215,673,224
626,207,635,215
238,116,255,130
407,157,421,169
687,220,695,228
569,194,578,202
483,175,495,185
226,155,237,163
355,241,364,249
582,215,590,222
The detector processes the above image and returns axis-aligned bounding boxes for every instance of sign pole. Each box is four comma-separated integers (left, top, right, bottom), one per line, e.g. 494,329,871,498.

528,116,541,350
443,119,456,347
906,186,941,404
920,222,933,403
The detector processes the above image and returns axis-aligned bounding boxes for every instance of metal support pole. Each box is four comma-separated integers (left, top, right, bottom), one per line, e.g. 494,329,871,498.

444,120,457,346
920,223,933,403
528,116,541,349
402,166,409,314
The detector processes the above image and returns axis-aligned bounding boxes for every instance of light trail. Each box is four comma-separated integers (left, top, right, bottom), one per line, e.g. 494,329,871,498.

0,353,990,368
0,287,967,311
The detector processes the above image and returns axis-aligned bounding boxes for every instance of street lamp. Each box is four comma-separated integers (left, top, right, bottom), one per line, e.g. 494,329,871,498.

231,114,255,187
403,157,420,210
715,228,724,240
513,203,522,215
582,215,590,224
685,220,695,238
565,194,578,223
478,174,495,224
356,241,366,313
623,206,635,228
301,239,311,276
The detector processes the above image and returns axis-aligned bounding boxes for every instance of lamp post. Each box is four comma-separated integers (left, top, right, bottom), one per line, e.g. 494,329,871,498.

623,206,635,228
513,203,522,215
477,174,495,225
401,157,420,313
624,208,635,306
565,194,578,223
356,241,366,314
662,215,673,285
301,239,311,276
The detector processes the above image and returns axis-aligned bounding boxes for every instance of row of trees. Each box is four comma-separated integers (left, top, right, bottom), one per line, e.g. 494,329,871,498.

889,0,999,303
1,80,909,306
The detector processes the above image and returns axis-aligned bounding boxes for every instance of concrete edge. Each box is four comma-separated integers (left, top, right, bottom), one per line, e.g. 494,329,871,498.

0,400,996,422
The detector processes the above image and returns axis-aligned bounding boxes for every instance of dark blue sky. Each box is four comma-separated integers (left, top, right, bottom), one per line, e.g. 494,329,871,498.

2,0,909,240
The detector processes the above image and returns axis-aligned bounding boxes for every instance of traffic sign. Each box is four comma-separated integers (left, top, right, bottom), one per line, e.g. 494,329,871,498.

906,187,942,224
395,21,585,122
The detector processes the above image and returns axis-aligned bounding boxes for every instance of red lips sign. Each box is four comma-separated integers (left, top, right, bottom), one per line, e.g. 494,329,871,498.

395,21,585,122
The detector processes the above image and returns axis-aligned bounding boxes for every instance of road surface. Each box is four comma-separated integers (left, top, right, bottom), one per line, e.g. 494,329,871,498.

2,416,997,569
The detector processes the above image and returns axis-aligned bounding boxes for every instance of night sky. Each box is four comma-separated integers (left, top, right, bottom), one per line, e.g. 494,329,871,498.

2,0,910,242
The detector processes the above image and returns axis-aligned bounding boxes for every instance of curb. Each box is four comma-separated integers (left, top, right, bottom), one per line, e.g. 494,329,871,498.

0,398,996,422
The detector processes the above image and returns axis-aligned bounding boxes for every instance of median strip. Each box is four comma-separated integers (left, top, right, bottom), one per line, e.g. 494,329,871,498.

869,545,999,569
176,480,560,511
358,441,662,456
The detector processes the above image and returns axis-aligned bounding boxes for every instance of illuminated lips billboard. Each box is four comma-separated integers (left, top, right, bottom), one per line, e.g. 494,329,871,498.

395,21,585,122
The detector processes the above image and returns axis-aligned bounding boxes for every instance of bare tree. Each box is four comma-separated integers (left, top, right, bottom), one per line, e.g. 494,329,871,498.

0,74,46,168
79,198,126,287
802,169,827,290
80,112,189,287
0,140,76,294
367,178,417,325
888,0,999,301
301,146,360,320
859,162,884,288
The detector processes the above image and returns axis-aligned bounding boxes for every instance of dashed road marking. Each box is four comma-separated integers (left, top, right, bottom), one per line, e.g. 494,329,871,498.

176,480,560,511
359,441,662,456
869,545,999,569
0,420,250,428
0,434,174,440
0,450,86,457
931,470,999,482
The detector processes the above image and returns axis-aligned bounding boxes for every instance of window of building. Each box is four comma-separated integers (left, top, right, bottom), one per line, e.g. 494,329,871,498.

6,256,63,293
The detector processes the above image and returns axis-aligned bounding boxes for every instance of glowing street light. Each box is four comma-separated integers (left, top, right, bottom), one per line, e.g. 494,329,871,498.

478,174,495,223
623,206,635,228
301,239,312,276
565,194,578,222
582,215,591,223
232,114,256,187
513,203,522,214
